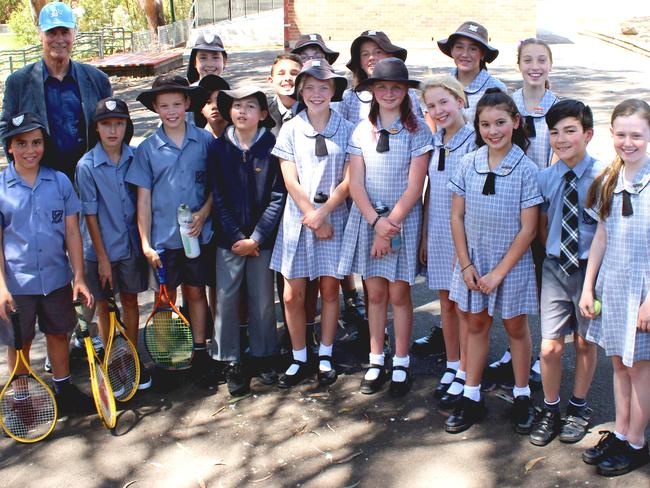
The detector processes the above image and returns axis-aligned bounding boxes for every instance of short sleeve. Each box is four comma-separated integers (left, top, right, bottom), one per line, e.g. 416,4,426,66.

125,143,153,190
520,162,544,209
59,173,81,215
448,152,471,197
537,168,549,213
75,161,98,215
346,122,364,156
409,89,425,118
410,121,434,158
271,122,296,162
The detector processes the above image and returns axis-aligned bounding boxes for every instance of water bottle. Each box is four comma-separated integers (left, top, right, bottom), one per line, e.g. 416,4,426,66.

177,204,201,259
374,201,401,251
313,191,330,224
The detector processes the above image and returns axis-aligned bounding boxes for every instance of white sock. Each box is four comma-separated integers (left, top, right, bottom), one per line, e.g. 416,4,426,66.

446,370,466,395
392,355,410,382
441,360,460,384
513,385,531,398
614,431,627,441
463,384,481,402
318,343,333,372
498,349,512,364
628,441,645,450
531,358,541,374
364,353,385,381
286,347,307,375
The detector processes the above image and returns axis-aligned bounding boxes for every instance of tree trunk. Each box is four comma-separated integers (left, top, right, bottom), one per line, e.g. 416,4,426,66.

29,0,48,26
138,0,166,35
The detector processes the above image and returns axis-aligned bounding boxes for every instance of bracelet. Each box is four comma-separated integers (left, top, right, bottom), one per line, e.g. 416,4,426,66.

461,263,473,272
371,214,382,229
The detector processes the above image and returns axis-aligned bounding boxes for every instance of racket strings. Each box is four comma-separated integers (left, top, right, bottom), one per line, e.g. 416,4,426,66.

145,312,193,369
106,337,137,401
0,376,55,441
94,363,115,426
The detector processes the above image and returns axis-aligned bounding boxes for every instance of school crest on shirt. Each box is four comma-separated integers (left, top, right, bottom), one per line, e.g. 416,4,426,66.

582,209,597,225
51,209,63,224
195,170,206,184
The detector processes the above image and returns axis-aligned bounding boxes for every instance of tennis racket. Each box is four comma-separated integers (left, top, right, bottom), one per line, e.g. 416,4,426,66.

103,286,140,402
75,300,116,429
144,251,194,370
0,311,57,443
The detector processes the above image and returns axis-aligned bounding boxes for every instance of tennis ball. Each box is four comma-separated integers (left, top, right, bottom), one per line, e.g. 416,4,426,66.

593,299,601,316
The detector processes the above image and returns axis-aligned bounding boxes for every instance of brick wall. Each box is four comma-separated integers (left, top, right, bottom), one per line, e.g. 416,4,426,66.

285,0,536,47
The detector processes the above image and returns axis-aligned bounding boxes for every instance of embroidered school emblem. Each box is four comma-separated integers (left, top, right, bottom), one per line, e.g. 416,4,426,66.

368,30,376,36
49,7,62,19
105,100,117,111
255,167,262,174
468,24,479,32
309,34,317,41
51,210,63,224
11,115,24,126
195,170,205,184
204,33,215,44
388,128,399,134
312,60,321,67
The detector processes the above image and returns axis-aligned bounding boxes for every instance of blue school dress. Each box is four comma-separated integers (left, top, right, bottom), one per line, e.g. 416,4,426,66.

455,68,507,124
337,88,424,125
512,88,558,169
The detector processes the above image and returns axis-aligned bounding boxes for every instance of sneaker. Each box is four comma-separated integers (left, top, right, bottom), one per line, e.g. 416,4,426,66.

512,396,535,434
138,367,153,391
583,430,627,465
411,326,446,356
225,362,250,397
559,404,592,443
529,408,561,446
482,359,514,391
55,382,95,417
597,442,650,477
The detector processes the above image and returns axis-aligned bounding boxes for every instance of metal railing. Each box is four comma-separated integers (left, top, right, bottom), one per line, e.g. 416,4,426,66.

193,0,278,27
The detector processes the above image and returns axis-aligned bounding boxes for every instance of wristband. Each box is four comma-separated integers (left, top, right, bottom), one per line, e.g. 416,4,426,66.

371,214,382,229
461,263,473,272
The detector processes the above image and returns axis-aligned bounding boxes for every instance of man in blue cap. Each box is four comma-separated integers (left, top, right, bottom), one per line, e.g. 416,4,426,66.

0,1,112,182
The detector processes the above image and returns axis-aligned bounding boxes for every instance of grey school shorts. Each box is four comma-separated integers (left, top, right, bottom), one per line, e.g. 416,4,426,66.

85,254,148,300
0,284,76,346
540,257,591,340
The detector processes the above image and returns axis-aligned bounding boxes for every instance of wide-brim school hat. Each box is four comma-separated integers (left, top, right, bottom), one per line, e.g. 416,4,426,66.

437,21,499,64
198,74,230,94
187,32,228,83
355,57,420,92
90,97,134,146
136,75,207,113
216,86,276,129
291,34,340,64
39,2,76,32
294,59,348,103
346,30,407,72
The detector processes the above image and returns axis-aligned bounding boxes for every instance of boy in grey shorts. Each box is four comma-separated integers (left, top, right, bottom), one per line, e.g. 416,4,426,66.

530,100,603,447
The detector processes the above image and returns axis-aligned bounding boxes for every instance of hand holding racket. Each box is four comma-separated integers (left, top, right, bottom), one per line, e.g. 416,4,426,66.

144,251,194,370
0,310,57,442
103,286,140,402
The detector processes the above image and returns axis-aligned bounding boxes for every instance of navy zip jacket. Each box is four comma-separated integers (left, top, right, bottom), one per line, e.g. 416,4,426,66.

208,128,286,250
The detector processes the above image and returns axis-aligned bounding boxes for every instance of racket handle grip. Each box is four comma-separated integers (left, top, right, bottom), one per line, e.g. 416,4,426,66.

10,310,22,350
156,249,166,284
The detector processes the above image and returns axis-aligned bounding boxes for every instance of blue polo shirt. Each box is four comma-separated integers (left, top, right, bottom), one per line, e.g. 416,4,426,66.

125,123,213,250
76,143,140,262
43,60,85,181
538,154,605,259
0,164,80,295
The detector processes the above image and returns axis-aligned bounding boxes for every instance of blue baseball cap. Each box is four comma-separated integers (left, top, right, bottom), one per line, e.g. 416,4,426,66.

39,2,77,32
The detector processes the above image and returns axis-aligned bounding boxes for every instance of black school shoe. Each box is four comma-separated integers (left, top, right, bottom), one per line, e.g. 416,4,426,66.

434,368,456,399
482,360,515,391
360,365,388,394
278,360,310,389
55,382,95,417
438,378,465,410
251,356,278,385
411,326,446,356
559,404,592,443
317,355,338,386
225,362,250,397
444,397,486,434
389,366,412,397
511,395,535,435
597,442,650,477
529,408,561,446
583,430,627,465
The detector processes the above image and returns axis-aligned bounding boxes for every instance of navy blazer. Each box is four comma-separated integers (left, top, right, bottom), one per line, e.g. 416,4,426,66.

1,59,112,155
208,128,286,250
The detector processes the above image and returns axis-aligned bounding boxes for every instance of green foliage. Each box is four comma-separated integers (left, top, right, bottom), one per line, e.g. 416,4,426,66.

0,0,21,24
163,0,193,23
7,1,38,46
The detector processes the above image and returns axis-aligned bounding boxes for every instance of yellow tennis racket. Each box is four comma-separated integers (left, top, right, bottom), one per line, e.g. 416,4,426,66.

0,311,57,442
75,301,116,429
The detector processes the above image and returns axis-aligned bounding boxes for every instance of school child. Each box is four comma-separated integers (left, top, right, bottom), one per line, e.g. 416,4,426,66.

271,60,353,388
267,53,304,136
579,99,650,477
291,33,339,64
444,88,541,434
187,32,227,84
437,21,507,123
208,86,285,396
125,75,215,386
339,30,423,125
338,58,432,397
528,100,601,447
0,112,94,415
193,75,231,138
418,77,477,409
75,98,151,390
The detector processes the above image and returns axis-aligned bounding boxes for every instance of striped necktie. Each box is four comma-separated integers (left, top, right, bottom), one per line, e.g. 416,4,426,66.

560,170,579,275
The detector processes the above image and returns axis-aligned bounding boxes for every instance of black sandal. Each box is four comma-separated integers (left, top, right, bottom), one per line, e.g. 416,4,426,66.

317,355,338,386
278,360,309,389
434,368,457,399
360,364,387,394
389,365,412,397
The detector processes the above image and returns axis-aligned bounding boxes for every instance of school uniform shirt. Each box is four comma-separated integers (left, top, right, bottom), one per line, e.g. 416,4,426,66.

513,88,558,169
208,126,286,250
455,68,508,124
270,109,354,280
337,88,424,126
0,164,80,295
426,124,477,291
125,123,213,251
75,143,141,263
586,158,650,367
338,117,433,285
447,145,543,318
269,97,304,138
537,154,604,259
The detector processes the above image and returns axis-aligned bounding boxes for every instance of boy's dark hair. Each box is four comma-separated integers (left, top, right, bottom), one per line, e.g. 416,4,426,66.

474,87,529,152
270,53,303,75
545,99,593,131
